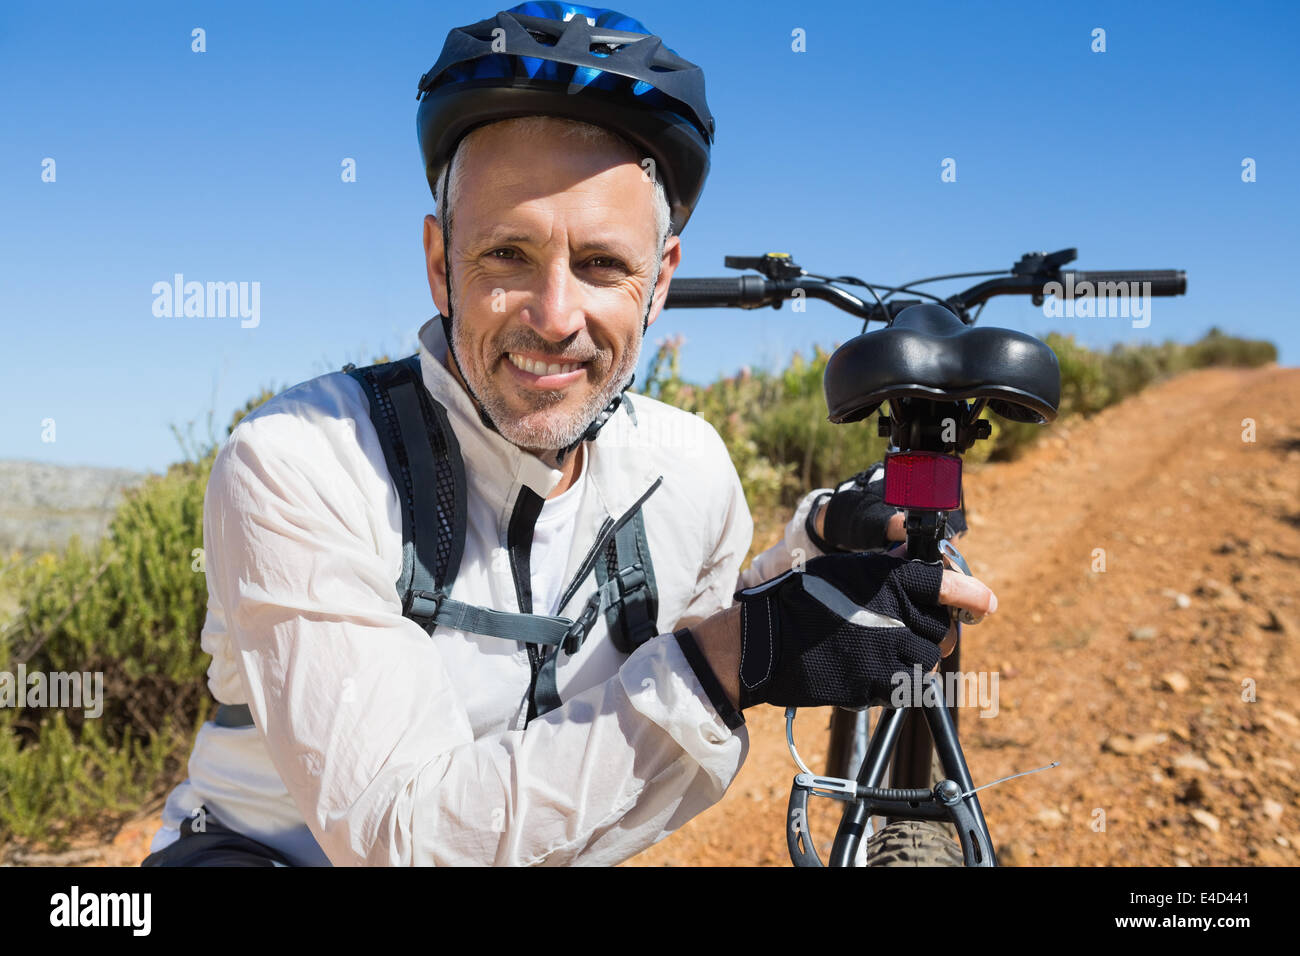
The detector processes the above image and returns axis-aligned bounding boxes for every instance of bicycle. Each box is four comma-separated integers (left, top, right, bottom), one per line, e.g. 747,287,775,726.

664,248,1187,866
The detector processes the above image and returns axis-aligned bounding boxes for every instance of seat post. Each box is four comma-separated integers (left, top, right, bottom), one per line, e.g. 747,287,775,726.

883,395,967,790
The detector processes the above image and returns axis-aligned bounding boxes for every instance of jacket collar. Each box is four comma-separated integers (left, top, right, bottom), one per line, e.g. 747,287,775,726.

415,317,660,536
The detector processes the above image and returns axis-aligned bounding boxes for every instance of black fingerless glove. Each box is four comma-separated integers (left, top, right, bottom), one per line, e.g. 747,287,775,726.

733,552,949,710
812,465,967,553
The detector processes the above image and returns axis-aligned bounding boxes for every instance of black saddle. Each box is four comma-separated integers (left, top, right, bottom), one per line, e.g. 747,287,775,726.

824,304,1061,424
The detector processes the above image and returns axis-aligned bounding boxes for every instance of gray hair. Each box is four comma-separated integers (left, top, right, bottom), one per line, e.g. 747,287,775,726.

433,115,672,260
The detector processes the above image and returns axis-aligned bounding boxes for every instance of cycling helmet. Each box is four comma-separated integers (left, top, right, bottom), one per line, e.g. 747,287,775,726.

415,2,715,463
417,2,714,237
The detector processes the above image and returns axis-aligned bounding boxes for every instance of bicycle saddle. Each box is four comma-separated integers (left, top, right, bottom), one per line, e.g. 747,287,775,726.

824,304,1061,424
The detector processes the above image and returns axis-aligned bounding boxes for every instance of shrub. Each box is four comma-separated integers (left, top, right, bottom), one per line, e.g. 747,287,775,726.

0,430,235,845
1188,327,1277,368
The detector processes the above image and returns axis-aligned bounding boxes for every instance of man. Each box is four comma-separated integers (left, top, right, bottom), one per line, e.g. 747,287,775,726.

143,3,993,867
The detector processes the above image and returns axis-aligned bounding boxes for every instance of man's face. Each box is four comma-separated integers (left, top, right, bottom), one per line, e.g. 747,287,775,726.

423,122,681,460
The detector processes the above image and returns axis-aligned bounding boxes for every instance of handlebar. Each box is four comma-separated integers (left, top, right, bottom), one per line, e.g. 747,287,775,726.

665,275,891,320
664,249,1187,326
664,275,772,308
1060,269,1187,298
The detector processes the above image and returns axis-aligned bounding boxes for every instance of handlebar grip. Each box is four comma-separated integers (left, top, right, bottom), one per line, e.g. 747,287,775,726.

1062,270,1186,297
664,275,771,309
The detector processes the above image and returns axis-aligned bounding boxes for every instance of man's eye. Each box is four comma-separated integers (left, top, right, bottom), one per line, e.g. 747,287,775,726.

587,256,625,271
487,248,520,261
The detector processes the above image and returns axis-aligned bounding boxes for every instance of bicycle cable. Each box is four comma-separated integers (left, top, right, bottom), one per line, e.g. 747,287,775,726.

810,274,951,308
830,269,1011,331
798,271,951,334
799,269,894,328
958,760,1060,799
880,269,1011,301
787,705,1061,803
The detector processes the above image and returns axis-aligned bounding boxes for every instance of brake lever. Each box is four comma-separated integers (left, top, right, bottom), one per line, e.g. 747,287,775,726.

938,538,984,626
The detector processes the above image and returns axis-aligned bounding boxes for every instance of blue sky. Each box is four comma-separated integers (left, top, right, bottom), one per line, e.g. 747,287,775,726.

2,0,1296,473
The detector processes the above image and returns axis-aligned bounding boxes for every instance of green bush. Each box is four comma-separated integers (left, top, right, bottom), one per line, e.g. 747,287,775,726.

1187,327,1277,368
0,378,296,848
0,455,216,846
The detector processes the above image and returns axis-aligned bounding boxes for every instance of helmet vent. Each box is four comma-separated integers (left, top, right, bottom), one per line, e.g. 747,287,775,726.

417,5,716,235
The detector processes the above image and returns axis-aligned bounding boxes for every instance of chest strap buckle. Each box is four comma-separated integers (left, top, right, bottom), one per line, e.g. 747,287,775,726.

563,591,603,656
405,588,443,624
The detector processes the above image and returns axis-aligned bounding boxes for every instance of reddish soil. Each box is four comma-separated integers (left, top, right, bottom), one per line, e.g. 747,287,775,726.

625,364,1300,866
9,365,1299,867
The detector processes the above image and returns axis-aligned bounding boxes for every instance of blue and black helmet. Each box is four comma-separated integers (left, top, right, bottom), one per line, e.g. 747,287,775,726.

416,2,715,236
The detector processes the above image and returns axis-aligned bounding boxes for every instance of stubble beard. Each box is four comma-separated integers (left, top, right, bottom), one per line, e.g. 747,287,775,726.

449,298,642,457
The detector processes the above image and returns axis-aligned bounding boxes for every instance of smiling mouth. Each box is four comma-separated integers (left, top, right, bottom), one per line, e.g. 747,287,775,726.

504,352,586,376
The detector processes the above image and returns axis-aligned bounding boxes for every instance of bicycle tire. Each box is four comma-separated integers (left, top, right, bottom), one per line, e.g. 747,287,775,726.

864,819,965,866
829,712,966,867
866,749,965,867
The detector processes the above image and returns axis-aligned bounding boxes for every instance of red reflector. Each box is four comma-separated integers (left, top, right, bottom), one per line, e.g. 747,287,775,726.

883,451,962,510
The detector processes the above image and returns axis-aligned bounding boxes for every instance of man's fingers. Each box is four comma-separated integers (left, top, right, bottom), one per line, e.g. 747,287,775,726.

938,569,998,616
876,545,997,616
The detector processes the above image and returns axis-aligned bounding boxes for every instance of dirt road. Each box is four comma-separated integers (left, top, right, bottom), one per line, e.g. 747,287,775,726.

625,364,1300,866
18,364,1300,867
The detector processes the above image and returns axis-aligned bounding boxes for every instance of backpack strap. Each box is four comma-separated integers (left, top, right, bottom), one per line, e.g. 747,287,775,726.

599,395,659,657
345,354,466,620
531,497,660,717
596,509,659,654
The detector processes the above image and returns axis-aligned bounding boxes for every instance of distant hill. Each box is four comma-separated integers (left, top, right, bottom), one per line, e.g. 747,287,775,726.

0,460,151,555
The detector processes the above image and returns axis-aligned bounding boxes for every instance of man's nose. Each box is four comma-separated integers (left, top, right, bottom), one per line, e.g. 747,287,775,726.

522,259,588,341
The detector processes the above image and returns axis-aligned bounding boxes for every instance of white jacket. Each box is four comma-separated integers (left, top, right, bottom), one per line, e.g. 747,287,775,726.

149,317,827,866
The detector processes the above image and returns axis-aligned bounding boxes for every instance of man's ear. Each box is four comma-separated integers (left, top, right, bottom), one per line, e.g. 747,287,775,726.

423,214,449,315
643,234,682,332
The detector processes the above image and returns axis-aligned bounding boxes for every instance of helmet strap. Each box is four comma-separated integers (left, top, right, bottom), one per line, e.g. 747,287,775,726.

440,159,502,437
